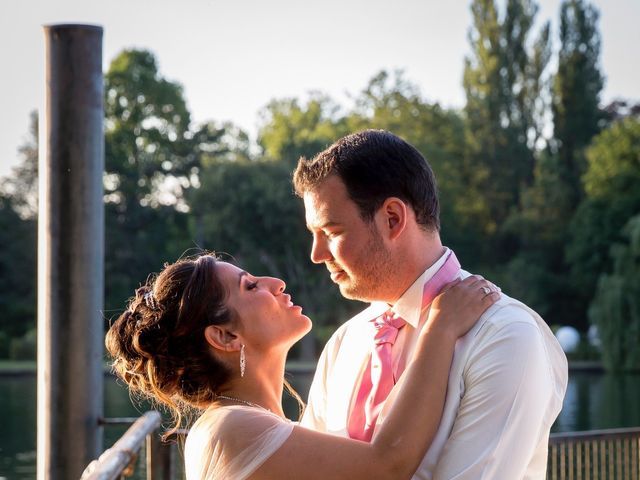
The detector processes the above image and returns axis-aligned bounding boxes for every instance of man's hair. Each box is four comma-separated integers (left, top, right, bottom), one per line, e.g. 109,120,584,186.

293,129,440,231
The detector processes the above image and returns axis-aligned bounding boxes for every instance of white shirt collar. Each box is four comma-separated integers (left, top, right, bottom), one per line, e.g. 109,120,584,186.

369,247,451,328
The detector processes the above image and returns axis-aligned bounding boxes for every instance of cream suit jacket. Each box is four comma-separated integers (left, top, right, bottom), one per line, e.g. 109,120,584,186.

301,270,568,479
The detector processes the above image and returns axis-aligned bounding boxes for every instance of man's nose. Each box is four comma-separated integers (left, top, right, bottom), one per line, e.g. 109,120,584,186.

310,235,331,264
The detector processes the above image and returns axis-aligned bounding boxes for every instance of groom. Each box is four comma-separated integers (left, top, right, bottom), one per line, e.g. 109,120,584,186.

293,130,568,479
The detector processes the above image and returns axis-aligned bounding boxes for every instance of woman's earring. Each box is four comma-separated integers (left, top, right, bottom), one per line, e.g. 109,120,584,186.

240,344,246,378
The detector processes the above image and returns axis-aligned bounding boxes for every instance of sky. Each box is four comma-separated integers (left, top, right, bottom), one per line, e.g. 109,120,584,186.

1,0,638,179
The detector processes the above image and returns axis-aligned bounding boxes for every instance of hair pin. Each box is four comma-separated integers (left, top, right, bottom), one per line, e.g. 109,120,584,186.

144,291,156,310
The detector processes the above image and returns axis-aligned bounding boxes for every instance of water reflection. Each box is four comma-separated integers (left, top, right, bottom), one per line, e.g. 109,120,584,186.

553,370,640,432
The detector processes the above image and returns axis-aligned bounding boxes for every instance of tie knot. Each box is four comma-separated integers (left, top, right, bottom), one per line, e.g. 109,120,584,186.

372,312,406,345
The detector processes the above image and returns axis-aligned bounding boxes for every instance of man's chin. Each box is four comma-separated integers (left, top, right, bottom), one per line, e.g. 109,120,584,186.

338,283,372,303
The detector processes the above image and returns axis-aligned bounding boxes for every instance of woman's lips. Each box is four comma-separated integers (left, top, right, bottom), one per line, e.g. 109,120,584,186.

284,294,300,310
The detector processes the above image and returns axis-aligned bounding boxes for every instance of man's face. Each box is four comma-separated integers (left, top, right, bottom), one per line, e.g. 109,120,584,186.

303,175,392,302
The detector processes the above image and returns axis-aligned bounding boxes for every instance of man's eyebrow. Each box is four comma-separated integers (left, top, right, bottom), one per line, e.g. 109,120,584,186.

238,271,248,287
306,221,341,232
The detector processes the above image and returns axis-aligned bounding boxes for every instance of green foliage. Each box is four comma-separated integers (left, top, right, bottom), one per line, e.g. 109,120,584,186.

103,49,225,313
347,71,492,266
501,151,585,327
190,155,361,360
567,118,640,302
0,2,631,370
104,49,195,210
258,94,349,166
0,111,38,219
0,112,38,350
501,0,605,329
589,215,640,371
552,0,604,208
463,0,551,231
582,118,640,199
9,328,37,361
0,198,36,338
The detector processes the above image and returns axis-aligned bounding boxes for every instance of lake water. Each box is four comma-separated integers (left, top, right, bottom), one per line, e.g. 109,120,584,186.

1,370,639,479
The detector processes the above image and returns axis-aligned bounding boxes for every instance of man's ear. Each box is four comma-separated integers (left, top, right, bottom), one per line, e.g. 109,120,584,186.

204,325,243,353
378,197,407,241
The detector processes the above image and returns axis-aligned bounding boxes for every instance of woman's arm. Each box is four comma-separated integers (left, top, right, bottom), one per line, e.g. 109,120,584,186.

251,275,499,480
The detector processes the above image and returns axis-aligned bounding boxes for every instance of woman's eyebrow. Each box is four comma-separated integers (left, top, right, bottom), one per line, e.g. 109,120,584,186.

238,271,248,287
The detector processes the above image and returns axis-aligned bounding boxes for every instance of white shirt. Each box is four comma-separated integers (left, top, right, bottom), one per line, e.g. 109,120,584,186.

301,250,568,479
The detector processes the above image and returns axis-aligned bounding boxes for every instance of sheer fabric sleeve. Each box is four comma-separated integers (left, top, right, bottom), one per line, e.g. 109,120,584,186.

184,406,294,480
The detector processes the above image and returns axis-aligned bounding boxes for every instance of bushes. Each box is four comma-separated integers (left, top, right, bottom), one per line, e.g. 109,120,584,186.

7,329,36,361
589,215,640,371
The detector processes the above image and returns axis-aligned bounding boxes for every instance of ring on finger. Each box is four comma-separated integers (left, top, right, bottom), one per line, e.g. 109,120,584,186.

480,286,491,295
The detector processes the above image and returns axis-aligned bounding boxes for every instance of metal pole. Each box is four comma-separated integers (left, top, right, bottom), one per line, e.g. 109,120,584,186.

38,24,104,480
147,432,175,480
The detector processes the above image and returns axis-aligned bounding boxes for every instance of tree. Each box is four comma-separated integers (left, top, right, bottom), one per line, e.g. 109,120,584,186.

500,0,604,328
257,94,349,166
348,70,492,266
552,0,604,209
104,49,195,212
589,215,640,371
0,112,39,356
463,0,551,232
190,157,358,360
0,111,38,219
501,150,580,325
567,118,640,326
103,49,218,312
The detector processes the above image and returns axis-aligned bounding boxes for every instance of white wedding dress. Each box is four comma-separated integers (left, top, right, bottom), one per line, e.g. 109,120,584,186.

184,405,294,480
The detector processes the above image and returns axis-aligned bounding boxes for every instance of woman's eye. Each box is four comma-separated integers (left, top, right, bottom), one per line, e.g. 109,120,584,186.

246,281,258,291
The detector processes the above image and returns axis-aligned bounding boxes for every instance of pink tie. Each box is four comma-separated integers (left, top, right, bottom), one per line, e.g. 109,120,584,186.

347,250,461,442
348,311,406,441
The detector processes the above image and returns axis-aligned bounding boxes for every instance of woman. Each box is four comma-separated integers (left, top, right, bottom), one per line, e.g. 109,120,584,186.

106,254,499,479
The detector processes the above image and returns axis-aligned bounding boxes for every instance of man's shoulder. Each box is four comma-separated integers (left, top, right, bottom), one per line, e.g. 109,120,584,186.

481,293,540,330
460,270,543,331
463,288,567,376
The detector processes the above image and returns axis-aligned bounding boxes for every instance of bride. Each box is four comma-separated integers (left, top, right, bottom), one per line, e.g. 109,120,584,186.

106,254,499,479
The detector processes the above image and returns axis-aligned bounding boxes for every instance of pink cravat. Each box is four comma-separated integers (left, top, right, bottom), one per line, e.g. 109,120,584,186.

348,311,406,441
347,250,461,442
422,250,461,308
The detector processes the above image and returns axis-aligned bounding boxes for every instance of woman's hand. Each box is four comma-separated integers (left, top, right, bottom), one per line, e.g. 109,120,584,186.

425,275,500,340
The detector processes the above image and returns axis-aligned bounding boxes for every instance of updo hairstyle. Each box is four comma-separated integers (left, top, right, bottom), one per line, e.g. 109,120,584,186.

105,254,233,432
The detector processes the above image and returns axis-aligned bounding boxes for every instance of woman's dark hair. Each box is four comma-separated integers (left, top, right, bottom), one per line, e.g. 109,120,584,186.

105,254,233,435
293,129,440,231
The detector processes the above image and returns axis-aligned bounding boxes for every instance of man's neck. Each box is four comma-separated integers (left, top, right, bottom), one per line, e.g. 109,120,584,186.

389,233,445,303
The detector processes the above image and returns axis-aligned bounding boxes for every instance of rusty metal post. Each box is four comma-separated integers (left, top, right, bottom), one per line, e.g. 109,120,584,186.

38,24,104,480
147,433,176,480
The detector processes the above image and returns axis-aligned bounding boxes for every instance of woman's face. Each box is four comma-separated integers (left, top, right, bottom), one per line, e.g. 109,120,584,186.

216,262,312,352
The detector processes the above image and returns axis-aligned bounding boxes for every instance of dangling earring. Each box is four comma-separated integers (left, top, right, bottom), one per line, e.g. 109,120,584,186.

240,344,246,378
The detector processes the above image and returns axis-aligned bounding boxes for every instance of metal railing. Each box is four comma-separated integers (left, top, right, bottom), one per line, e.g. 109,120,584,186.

548,427,640,479
80,412,176,480
83,414,640,480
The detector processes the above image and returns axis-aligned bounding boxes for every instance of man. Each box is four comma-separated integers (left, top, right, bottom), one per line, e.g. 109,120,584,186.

293,130,568,479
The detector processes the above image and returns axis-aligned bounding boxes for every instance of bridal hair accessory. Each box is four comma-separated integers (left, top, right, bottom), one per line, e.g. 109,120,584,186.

143,291,156,309
240,344,246,377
